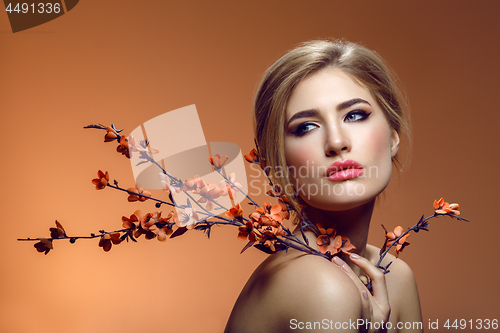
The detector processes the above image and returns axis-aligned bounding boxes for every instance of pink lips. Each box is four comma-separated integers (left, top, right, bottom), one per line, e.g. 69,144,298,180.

326,159,364,181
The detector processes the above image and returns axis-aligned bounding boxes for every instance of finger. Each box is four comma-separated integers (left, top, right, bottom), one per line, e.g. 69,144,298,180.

332,256,373,320
332,256,370,286
332,255,368,291
360,290,372,323
349,254,386,294
359,274,369,285
349,253,390,308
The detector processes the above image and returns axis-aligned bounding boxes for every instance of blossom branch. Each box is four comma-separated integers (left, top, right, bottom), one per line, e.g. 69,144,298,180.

18,227,133,243
21,122,471,282
275,237,331,260
213,167,260,208
106,181,176,208
364,201,470,293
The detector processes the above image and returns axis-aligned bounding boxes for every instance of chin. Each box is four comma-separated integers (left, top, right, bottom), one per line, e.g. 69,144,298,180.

304,194,374,212
297,178,389,212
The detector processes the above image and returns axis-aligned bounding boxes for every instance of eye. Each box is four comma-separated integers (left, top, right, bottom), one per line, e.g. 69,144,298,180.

344,110,371,122
290,122,317,137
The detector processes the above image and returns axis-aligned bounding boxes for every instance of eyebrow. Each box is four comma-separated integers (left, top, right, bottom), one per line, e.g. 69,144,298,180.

336,98,371,111
286,110,318,128
286,98,372,127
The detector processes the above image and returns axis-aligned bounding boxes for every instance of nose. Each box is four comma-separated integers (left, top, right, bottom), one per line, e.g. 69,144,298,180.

324,126,351,157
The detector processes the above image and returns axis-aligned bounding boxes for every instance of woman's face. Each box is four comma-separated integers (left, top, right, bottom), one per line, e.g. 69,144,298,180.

284,68,399,211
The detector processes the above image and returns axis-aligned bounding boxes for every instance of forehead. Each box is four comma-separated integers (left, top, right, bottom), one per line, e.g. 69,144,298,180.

286,68,376,118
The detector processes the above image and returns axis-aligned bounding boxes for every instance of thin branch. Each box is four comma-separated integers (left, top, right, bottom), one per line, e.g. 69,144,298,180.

214,168,260,208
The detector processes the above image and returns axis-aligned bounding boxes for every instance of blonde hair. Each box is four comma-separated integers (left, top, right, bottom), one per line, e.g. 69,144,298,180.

253,39,410,214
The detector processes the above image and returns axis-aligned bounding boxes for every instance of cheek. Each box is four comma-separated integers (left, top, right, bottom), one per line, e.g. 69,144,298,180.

361,126,394,178
366,128,391,154
284,141,318,187
285,144,314,168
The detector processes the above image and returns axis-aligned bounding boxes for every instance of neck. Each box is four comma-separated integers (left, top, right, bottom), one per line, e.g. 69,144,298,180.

294,199,375,271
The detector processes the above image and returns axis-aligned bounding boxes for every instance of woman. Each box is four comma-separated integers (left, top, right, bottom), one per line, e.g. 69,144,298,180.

225,40,422,333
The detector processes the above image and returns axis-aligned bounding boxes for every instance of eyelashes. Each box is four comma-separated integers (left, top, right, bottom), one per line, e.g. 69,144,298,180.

290,110,372,137
291,122,316,137
344,110,371,122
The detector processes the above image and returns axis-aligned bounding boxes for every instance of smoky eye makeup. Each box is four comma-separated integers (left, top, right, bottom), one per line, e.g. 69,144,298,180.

287,102,373,137
343,109,372,122
290,122,317,137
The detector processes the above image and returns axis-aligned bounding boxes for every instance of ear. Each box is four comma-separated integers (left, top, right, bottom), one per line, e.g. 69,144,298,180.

390,130,400,157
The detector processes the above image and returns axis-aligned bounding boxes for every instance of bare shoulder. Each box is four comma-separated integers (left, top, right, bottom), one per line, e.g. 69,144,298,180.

268,251,363,317
366,245,423,330
225,250,362,333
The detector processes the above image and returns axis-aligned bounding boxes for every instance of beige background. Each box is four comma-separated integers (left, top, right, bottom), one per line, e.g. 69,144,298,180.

1,1,499,332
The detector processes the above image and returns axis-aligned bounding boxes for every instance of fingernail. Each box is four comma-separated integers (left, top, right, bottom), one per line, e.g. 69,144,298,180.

332,256,343,266
362,290,369,300
342,263,351,274
350,253,361,259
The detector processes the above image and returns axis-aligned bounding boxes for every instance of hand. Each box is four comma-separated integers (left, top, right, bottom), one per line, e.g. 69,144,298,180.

332,254,391,333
